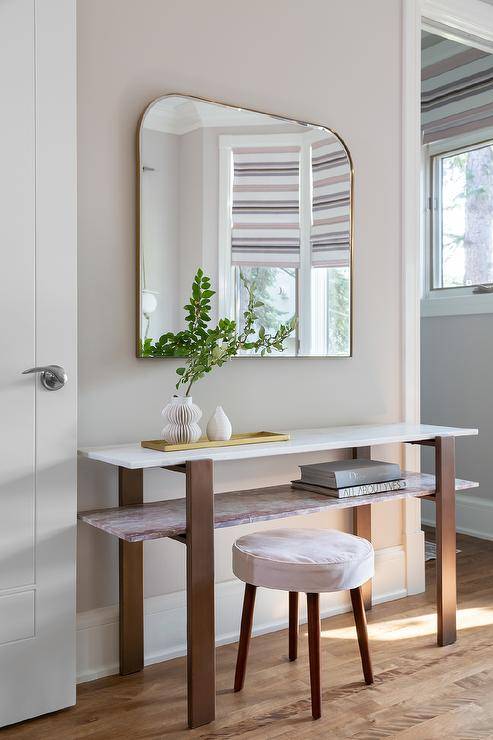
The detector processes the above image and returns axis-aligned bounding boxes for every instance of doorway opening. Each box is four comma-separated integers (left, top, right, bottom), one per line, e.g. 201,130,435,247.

419,13,493,550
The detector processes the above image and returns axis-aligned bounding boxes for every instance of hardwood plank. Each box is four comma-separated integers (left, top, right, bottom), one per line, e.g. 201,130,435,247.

4,532,493,739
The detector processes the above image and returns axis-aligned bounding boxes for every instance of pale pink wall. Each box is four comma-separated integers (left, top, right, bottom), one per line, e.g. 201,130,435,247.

77,0,403,613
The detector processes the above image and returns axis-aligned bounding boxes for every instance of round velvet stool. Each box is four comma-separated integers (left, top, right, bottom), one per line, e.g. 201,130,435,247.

232,528,375,719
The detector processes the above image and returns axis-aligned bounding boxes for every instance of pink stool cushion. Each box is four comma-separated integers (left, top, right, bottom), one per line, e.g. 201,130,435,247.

232,528,374,593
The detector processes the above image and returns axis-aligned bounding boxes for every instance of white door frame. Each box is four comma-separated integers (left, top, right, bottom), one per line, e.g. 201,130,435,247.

401,0,423,596
401,0,493,595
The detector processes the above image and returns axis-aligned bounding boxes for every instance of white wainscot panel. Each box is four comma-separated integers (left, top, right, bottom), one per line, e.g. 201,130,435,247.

0,590,35,645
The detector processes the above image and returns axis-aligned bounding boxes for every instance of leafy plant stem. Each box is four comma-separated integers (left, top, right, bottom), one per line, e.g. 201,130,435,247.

140,268,297,395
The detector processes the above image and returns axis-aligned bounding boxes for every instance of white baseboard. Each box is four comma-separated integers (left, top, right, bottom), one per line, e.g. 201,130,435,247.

76,544,406,684
422,492,493,541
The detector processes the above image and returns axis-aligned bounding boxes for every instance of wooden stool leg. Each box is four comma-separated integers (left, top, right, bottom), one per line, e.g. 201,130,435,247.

307,593,321,720
234,583,256,692
350,587,374,684
289,592,298,661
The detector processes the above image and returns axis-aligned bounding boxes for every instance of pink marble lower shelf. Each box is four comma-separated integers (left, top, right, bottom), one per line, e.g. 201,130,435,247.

78,472,478,543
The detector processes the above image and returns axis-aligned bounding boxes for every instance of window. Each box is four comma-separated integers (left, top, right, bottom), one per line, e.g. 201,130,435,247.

235,266,298,355
218,132,351,355
311,266,351,356
430,139,493,291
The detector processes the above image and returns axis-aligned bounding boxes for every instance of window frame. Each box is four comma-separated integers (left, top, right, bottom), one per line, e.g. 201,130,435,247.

422,126,493,317
218,131,319,354
218,131,351,352
218,133,306,319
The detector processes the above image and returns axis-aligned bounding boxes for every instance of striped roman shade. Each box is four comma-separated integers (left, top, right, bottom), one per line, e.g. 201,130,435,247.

310,137,351,268
231,146,301,267
422,34,493,144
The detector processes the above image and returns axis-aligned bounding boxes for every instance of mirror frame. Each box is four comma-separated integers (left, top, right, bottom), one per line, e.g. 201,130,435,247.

136,93,354,358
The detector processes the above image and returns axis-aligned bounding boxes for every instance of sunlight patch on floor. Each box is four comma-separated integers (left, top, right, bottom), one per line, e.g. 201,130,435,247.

321,607,493,641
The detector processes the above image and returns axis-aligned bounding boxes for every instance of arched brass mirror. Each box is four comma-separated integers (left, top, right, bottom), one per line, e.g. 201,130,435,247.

137,94,353,358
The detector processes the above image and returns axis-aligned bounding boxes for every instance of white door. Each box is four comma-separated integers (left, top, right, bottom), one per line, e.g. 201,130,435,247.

0,0,77,727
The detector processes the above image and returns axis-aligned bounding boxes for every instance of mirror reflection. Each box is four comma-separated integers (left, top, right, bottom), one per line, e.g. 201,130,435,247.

138,95,352,357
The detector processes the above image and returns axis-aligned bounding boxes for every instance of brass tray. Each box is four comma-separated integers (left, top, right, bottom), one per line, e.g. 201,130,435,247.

141,431,290,453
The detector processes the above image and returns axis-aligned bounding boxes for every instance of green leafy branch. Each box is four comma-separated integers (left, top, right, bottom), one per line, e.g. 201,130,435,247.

140,268,296,395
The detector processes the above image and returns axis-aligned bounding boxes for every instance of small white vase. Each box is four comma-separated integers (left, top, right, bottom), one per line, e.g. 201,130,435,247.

161,396,202,444
206,406,232,441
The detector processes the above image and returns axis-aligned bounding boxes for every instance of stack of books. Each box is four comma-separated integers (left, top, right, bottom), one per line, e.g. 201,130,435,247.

291,459,406,499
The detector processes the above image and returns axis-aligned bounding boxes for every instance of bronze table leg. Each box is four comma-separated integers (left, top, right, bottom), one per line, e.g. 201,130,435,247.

435,435,457,646
118,467,144,675
352,446,372,610
186,459,215,729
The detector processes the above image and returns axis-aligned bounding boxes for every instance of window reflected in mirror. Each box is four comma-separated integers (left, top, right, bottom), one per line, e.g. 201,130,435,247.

235,266,298,356
138,95,352,358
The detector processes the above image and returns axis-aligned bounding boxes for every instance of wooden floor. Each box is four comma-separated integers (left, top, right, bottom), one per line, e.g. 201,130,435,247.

4,531,493,739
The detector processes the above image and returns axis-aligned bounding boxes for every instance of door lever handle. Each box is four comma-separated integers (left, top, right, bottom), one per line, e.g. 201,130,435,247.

22,365,68,391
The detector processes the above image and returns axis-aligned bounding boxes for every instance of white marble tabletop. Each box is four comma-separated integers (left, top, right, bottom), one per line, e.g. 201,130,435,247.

78,423,478,469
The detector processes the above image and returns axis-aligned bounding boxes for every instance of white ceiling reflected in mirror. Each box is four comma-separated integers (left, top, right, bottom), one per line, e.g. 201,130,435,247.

138,94,352,358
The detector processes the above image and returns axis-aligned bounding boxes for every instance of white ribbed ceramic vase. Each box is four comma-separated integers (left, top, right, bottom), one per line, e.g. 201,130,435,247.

206,406,232,441
161,396,202,444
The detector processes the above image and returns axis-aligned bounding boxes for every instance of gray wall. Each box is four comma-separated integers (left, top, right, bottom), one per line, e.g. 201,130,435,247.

421,314,490,530
77,0,405,615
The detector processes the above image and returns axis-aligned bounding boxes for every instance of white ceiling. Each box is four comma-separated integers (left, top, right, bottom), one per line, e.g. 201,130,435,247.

143,96,278,135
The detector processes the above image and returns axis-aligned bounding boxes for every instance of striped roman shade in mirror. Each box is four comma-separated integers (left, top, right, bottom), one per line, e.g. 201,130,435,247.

231,146,301,267
422,34,493,143
310,137,351,268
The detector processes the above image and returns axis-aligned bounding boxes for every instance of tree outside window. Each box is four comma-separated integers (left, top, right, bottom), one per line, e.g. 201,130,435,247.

435,142,493,288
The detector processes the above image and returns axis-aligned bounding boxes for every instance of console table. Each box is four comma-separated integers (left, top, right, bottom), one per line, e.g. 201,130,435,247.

78,423,478,729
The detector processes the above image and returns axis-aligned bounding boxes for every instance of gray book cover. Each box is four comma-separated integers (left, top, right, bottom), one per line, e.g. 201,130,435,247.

291,479,407,499
299,459,401,488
